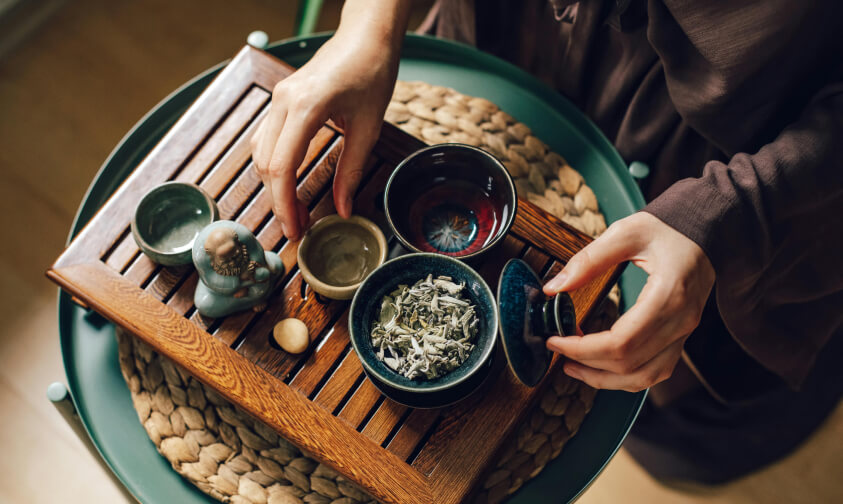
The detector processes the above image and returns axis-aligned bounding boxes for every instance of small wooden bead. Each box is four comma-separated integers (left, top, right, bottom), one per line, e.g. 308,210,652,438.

273,318,309,354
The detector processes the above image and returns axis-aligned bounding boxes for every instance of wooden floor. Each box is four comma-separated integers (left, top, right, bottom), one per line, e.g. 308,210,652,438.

0,0,839,502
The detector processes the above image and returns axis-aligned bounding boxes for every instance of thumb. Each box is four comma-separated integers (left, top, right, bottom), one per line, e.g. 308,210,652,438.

543,218,642,295
333,118,379,218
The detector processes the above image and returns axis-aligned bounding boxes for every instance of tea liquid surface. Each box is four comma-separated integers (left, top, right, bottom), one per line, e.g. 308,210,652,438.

407,180,503,256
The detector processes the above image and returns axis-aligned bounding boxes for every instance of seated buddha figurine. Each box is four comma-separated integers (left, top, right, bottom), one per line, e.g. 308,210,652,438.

192,221,283,318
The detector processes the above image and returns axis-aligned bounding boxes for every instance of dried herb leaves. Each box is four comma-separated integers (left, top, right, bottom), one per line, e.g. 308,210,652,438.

371,274,478,380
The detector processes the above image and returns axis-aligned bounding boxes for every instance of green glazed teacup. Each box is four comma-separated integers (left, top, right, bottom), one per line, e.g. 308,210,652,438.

131,182,219,266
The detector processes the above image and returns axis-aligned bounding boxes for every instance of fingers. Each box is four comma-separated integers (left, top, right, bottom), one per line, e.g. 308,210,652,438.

251,116,271,191
562,338,685,392
546,274,669,362
266,108,325,240
252,99,288,228
547,272,699,375
252,107,286,178
547,269,705,380
333,118,379,218
543,217,646,295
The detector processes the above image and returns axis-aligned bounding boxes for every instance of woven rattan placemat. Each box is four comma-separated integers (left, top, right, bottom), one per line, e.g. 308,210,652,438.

117,81,620,504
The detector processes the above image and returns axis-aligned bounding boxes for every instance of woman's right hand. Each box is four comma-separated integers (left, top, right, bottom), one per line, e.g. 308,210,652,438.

251,1,410,241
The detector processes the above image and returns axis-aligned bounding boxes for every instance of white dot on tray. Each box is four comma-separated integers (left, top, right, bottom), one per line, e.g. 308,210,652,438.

247,30,269,49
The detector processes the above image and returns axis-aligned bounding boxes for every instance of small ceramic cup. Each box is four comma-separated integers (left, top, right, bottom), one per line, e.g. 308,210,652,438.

132,182,219,266
297,215,388,300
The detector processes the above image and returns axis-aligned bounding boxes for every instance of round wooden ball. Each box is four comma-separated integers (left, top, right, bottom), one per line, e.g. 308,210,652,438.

273,318,310,354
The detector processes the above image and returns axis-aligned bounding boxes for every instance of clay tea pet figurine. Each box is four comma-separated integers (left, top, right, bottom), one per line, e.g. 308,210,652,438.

192,221,283,318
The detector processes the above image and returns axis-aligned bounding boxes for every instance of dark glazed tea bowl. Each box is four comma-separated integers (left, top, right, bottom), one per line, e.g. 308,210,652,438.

349,253,498,408
132,182,219,266
384,144,517,260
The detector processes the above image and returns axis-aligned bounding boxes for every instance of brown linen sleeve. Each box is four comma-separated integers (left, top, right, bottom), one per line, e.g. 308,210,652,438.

644,85,843,389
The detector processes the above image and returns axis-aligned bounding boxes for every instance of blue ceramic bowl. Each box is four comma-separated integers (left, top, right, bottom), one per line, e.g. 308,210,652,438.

384,144,517,260
349,253,498,404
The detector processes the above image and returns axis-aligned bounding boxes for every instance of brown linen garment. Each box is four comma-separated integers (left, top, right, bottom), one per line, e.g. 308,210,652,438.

425,0,843,392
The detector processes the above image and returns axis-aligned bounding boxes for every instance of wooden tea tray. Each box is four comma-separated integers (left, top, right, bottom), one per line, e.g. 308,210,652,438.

48,46,621,504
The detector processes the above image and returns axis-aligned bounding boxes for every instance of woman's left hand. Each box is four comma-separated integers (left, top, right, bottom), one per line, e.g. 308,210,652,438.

543,212,715,392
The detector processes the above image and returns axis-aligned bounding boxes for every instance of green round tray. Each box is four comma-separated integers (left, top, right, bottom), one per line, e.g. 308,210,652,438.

59,33,647,504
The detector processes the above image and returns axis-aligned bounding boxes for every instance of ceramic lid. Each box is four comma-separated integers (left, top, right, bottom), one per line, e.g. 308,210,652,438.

497,259,576,387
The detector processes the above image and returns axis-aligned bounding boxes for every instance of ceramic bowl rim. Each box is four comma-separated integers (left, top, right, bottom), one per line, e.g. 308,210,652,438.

349,252,499,393
383,143,518,260
131,181,219,260
297,215,388,300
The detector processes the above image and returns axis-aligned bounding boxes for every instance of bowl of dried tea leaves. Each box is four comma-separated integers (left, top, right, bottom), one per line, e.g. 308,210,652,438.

349,253,498,407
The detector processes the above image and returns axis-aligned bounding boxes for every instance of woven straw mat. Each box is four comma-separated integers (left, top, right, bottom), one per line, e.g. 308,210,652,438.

117,81,622,504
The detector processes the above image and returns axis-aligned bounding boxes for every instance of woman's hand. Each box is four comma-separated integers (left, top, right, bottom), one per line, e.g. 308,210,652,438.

543,212,715,392
251,0,409,241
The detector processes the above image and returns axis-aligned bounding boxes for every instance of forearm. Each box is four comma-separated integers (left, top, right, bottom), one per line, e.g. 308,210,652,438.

646,85,843,281
334,0,411,59
644,84,843,388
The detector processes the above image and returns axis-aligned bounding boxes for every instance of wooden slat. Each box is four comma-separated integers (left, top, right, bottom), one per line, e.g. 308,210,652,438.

361,399,407,446
313,351,365,413
375,121,426,165
174,86,270,184
337,378,383,429
412,391,486,476
426,370,538,500
104,237,138,274
521,246,551,272
147,264,191,301
167,272,199,314
520,247,555,308
386,408,442,461
288,312,354,396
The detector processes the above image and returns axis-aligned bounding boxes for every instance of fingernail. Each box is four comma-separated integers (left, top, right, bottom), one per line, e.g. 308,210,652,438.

545,272,568,292
281,222,289,238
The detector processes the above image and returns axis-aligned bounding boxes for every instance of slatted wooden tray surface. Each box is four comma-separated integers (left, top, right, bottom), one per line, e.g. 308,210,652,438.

48,46,621,504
